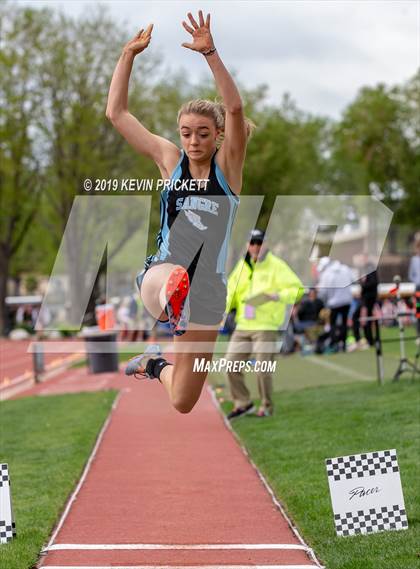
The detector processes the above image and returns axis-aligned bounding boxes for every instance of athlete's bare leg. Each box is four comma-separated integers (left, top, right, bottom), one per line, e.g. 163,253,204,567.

140,263,184,320
159,325,219,413
138,264,220,413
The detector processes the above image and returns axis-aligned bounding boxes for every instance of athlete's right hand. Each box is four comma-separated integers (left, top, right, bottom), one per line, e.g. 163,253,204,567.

124,23,153,55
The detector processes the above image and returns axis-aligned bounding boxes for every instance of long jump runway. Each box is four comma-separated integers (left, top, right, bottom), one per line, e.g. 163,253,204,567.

37,375,321,569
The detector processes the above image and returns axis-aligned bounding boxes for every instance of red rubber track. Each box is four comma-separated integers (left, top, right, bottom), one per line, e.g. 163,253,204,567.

15,363,318,568
0,339,71,381
0,339,83,399
9,350,316,569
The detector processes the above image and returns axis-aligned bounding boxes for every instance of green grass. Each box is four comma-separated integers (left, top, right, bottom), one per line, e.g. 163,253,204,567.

55,329,419,569
378,325,418,357
210,325,419,568
209,325,419,397
74,325,419,382
70,357,88,369
0,391,117,569
218,379,419,569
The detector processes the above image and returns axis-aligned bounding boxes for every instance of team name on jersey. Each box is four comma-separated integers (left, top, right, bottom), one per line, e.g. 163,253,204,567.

176,196,219,215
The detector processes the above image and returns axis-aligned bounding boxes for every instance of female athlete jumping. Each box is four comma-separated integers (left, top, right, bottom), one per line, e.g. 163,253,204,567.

106,10,250,413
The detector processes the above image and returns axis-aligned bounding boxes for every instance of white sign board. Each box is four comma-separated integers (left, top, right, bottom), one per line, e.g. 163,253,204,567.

0,464,16,544
326,449,408,537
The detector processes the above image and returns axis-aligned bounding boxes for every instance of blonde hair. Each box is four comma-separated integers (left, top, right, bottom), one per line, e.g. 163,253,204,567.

177,99,256,145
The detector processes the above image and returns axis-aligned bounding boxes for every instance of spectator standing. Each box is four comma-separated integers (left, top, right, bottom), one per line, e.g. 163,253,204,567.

16,305,34,332
408,237,420,336
225,229,304,418
117,297,133,341
317,257,354,352
352,254,379,349
294,288,324,351
127,294,139,341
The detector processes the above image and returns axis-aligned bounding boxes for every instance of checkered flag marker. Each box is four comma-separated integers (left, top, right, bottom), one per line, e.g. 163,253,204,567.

0,464,16,544
325,449,408,537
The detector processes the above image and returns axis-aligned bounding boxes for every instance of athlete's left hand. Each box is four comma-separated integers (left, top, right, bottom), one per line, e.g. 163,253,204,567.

182,10,215,53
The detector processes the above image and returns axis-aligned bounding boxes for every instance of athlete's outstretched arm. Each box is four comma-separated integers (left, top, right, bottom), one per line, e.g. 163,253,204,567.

182,11,247,188
106,24,179,177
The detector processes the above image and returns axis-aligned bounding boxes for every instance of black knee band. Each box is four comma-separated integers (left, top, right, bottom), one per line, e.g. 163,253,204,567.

145,357,172,381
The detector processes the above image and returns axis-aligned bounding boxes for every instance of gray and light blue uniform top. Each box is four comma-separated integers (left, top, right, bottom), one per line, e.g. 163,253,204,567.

147,150,239,283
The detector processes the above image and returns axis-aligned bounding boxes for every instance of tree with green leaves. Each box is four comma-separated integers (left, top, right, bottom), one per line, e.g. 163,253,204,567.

328,72,420,227
0,5,50,333
244,94,329,224
2,3,418,335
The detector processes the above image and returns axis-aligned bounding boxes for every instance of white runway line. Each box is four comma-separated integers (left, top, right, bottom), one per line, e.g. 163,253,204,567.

208,386,324,569
46,543,308,551
306,355,372,380
39,389,321,569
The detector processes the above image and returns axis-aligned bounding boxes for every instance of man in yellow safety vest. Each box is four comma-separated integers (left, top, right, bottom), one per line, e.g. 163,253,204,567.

225,229,304,418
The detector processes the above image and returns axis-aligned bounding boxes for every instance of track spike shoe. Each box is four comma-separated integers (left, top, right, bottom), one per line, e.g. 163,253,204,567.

165,267,190,336
125,344,162,380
